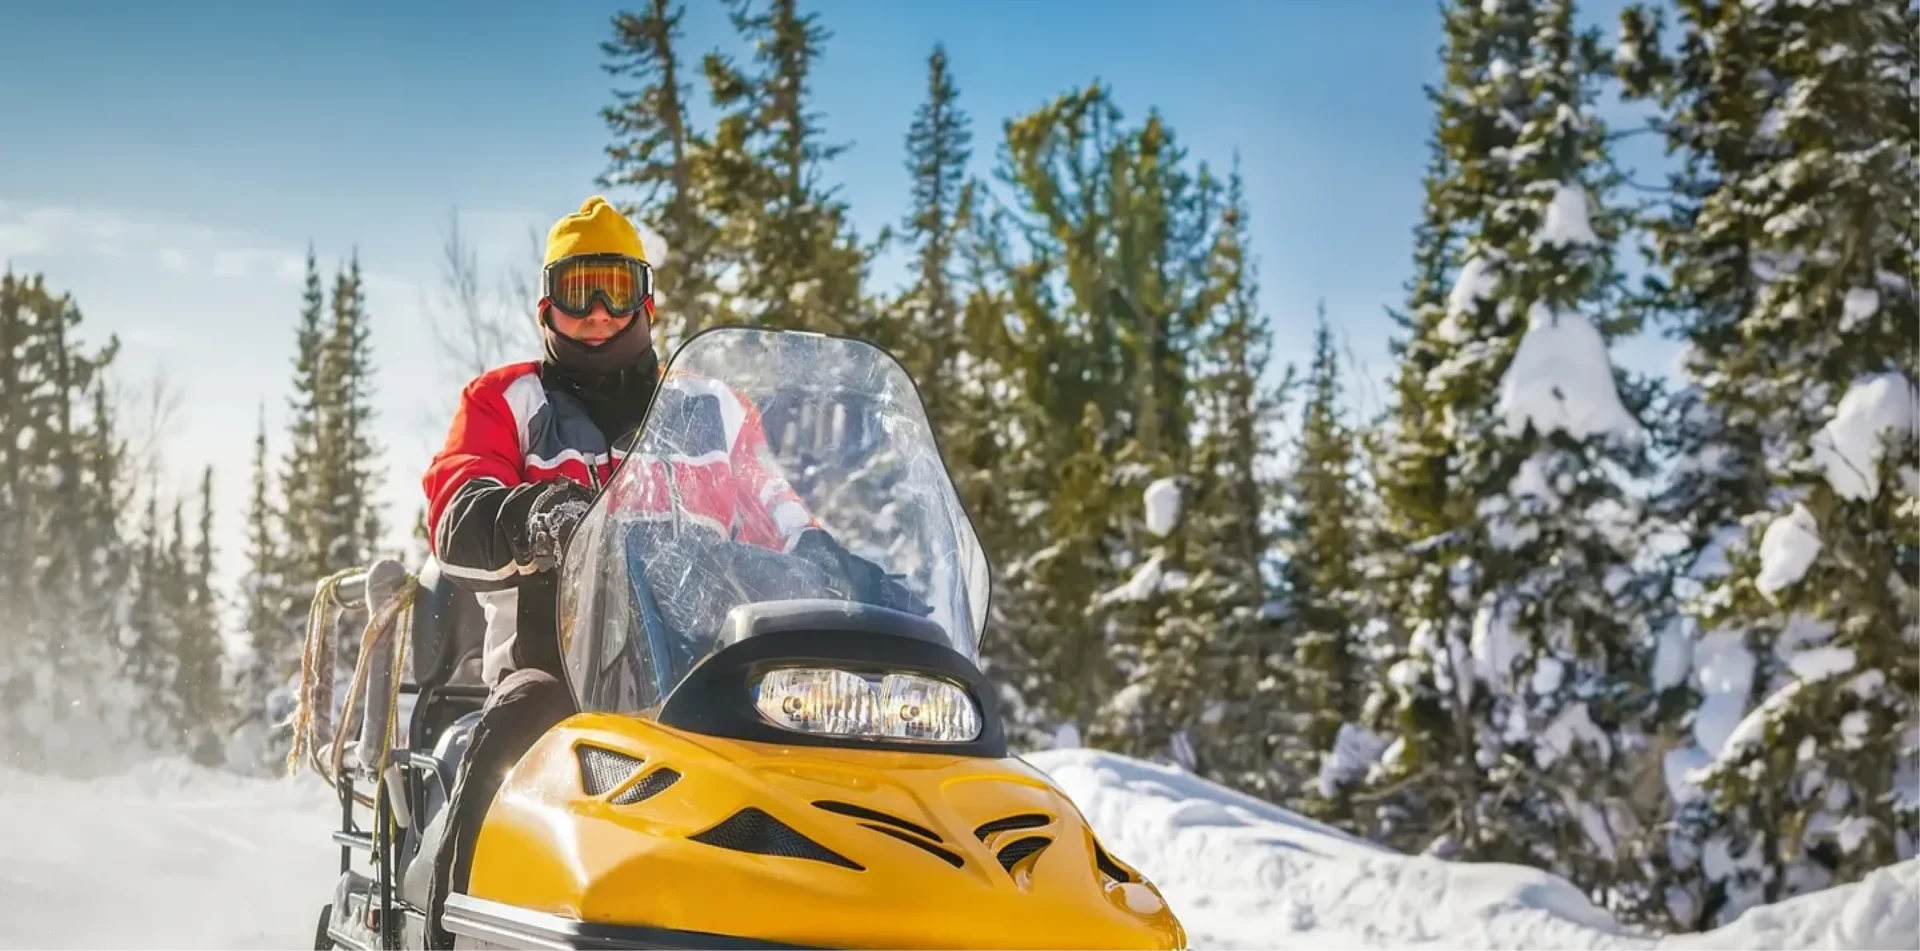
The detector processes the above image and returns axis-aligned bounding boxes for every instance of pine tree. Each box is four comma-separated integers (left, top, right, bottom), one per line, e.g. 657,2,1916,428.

171,468,225,766
1284,307,1368,816
1357,107,1481,853
978,86,1152,744
1621,0,1920,926
229,407,292,772
122,487,175,753
601,0,720,345
701,0,868,334
1154,168,1294,798
281,248,329,588
0,271,135,773
316,253,384,570
1359,0,1660,908
977,84,1274,772
885,44,975,427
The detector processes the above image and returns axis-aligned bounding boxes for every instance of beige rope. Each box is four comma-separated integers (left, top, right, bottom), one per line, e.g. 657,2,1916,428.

284,568,360,779
284,566,420,817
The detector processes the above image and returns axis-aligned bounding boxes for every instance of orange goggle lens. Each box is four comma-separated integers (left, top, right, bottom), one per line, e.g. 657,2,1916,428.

543,255,653,317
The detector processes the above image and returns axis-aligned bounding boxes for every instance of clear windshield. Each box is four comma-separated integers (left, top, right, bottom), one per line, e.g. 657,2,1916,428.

556,328,991,715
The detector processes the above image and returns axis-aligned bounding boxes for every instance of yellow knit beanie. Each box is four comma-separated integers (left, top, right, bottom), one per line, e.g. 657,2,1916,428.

544,196,648,265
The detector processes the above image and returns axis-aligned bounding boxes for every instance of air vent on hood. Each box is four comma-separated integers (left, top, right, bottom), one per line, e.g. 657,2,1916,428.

689,808,864,871
973,813,1050,840
576,746,644,796
610,767,680,805
1093,840,1135,883
995,835,1051,873
859,823,965,868
812,801,944,843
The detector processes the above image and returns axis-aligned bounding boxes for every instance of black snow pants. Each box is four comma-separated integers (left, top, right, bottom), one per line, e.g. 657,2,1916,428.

424,666,574,949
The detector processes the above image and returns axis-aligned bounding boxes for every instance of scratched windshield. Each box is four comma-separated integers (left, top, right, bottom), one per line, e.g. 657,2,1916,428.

556,328,990,714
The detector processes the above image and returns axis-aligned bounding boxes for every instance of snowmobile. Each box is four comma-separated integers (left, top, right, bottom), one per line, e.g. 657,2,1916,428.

300,326,1187,950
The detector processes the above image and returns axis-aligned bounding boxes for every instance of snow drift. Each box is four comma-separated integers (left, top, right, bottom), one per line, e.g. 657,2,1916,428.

0,749,1914,950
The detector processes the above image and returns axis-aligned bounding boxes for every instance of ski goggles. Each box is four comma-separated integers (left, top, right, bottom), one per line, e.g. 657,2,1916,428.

541,254,654,319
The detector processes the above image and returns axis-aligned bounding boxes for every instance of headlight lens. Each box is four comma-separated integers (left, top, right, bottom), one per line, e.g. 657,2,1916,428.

752,668,981,742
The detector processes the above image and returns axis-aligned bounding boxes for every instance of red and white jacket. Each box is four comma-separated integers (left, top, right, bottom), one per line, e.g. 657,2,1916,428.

422,361,816,685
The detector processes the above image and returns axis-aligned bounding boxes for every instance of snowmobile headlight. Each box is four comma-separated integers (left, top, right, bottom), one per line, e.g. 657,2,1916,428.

752,668,981,743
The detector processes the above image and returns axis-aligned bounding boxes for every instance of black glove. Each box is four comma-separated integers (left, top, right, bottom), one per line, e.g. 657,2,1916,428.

789,528,934,617
520,479,595,570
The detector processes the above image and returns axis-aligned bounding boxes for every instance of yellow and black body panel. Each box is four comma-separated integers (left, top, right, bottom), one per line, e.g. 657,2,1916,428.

452,713,1186,950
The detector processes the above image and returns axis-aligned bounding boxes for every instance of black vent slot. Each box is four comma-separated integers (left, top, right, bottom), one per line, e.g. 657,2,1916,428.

689,808,864,871
577,746,644,796
813,801,944,843
996,835,1051,873
1093,841,1134,883
610,767,680,805
860,823,964,868
974,813,1050,840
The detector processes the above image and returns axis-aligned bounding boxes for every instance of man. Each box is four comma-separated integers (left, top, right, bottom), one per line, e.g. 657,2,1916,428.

416,196,805,947
416,197,910,947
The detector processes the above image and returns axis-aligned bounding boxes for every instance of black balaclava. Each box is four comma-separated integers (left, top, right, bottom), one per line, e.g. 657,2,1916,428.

539,307,659,442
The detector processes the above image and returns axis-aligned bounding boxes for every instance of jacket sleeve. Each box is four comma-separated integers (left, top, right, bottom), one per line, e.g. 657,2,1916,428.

726,390,820,552
422,377,551,590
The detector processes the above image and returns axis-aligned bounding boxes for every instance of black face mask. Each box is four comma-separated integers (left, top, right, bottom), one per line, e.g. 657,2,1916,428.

540,306,653,375
539,309,660,442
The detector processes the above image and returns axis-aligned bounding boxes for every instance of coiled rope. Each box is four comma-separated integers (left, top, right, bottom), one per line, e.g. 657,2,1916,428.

285,566,419,813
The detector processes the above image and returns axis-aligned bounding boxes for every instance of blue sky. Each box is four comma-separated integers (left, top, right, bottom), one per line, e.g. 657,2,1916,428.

1,0,1669,584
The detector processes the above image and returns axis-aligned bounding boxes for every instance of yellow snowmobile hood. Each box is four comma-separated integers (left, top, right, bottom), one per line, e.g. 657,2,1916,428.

464,712,1186,949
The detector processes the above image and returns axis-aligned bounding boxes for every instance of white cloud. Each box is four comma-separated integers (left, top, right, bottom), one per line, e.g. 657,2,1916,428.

0,197,309,284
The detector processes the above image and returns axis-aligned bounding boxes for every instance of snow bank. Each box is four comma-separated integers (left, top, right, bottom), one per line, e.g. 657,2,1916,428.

1,746,1910,950
1659,859,1918,951
1025,749,1637,950
1497,303,1641,444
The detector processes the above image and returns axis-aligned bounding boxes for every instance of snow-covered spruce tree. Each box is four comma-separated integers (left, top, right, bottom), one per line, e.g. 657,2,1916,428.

1621,0,1822,927
1358,123,1475,852
1178,168,1295,800
1082,125,1225,767
1283,307,1369,820
1360,0,1661,905
1622,0,1919,926
600,0,720,344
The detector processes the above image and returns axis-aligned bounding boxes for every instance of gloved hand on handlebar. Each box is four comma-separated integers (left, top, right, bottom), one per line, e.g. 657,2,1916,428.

789,528,934,617
518,479,595,570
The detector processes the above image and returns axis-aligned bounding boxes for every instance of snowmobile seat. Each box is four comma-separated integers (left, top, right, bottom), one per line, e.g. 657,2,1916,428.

405,558,489,755
409,557,488,691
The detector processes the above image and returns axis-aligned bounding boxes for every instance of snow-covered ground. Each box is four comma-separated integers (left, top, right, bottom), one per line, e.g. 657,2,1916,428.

0,749,1912,950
